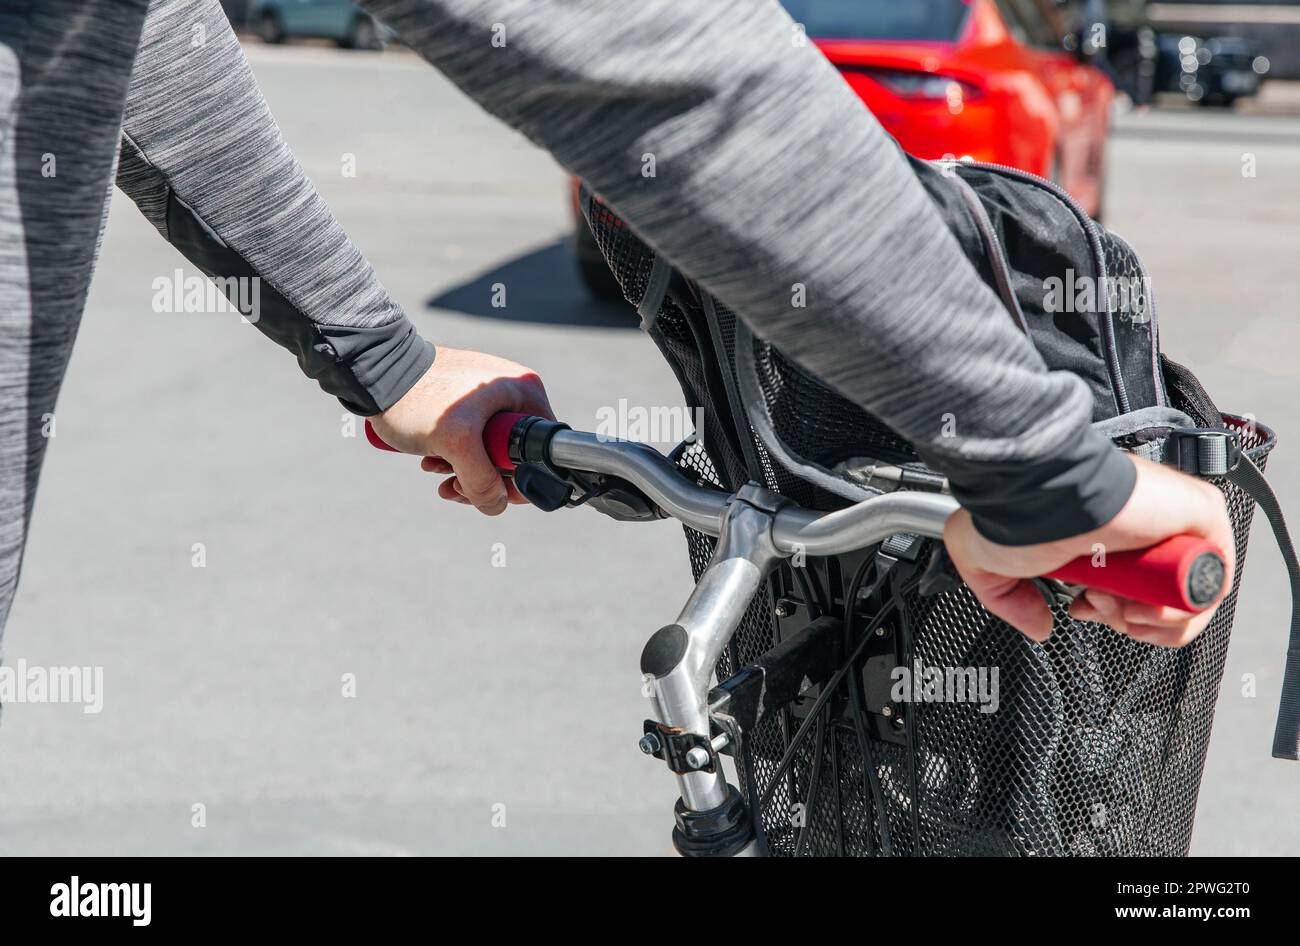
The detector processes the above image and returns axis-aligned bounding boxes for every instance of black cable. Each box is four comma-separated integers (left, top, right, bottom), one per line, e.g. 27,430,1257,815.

896,598,924,852
792,566,824,620
794,706,828,857
830,725,844,857
758,602,895,813
843,556,894,857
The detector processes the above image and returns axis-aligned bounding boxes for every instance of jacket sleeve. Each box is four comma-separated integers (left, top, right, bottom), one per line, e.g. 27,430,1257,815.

360,0,1135,544
116,0,433,415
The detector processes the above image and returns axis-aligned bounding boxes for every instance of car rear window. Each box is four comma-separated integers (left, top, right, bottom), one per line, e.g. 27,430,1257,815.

780,0,970,42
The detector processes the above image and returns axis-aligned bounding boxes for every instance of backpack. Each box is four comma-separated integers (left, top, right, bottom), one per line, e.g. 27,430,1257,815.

579,156,1299,856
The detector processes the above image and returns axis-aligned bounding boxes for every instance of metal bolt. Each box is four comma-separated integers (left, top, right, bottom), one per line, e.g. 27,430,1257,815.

875,626,887,637
685,746,712,770
639,733,662,755
881,705,893,718
774,598,796,619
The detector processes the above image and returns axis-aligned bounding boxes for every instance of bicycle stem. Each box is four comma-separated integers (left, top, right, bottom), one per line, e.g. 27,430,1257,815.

642,486,788,855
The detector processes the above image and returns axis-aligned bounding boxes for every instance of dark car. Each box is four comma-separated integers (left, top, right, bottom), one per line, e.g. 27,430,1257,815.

1153,33,1270,107
250,0,389,50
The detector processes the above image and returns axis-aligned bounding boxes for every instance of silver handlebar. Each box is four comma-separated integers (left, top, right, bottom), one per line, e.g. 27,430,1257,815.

547,429,958,552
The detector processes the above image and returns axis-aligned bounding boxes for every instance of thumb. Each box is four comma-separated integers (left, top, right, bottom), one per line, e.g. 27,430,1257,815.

964,571,1056,642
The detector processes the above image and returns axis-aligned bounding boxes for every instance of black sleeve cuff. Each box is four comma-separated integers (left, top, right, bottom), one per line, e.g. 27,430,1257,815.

318,321,436,416
921,425,1137,547
161,189,435,416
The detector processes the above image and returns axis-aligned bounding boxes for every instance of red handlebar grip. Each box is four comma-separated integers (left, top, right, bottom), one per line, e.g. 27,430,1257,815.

1045,535,1227,612
483,412,532,472
363,413,533,472
364,420,398,452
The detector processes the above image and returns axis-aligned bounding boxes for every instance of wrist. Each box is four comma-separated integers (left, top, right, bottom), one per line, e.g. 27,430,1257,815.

938,427,1137,547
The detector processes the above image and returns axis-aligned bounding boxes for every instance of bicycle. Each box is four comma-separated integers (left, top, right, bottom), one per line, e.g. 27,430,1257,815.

366,412,1228,857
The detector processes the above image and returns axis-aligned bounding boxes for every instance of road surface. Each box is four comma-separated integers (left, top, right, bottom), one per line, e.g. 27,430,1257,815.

0,45,1295,856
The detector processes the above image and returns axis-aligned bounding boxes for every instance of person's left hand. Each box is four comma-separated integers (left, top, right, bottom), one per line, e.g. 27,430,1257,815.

367,347,554,515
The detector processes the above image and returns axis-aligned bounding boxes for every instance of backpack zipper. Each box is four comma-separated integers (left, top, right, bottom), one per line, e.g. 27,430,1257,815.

1106,229,1166,407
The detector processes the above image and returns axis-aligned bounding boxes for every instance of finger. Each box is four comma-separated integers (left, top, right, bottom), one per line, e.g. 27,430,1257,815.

437,477,471,505
445,432,510,516
1081,590,1122,626
1069,598,1104,624
421,456,453,474
504,479,528,504
1124,621,1207,649
1077,591,1143,637
1118,601,1199,628
969,575,1055,642
511,376,556,421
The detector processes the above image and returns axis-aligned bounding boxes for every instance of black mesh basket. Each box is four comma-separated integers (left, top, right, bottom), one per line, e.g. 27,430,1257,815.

583,194,1275,857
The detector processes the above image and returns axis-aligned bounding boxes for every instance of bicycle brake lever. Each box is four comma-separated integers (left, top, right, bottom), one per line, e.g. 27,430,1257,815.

512,462,573,512
919,544,960,598
585,481,665,522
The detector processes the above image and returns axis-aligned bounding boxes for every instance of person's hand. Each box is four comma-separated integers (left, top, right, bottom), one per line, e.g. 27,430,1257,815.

368,347,553,515
943,454,1234,647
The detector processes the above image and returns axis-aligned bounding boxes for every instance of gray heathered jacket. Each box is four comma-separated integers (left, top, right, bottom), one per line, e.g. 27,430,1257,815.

0,0,1134,628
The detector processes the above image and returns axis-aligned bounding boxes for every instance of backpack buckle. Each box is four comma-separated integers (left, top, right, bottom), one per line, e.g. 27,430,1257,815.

1166,427,1241,478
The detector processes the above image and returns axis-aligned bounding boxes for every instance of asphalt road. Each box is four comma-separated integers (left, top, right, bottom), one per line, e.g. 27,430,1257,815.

0,45,1296,856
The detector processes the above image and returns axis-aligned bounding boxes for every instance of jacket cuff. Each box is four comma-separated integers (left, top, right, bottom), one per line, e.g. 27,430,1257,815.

925,425,1138,547
319,321,436,416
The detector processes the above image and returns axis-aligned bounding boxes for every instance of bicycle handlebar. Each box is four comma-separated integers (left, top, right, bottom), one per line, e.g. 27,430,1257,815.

364,413,1227,614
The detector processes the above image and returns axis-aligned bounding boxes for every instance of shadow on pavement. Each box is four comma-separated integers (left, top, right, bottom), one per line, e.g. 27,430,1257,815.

426,240,637,329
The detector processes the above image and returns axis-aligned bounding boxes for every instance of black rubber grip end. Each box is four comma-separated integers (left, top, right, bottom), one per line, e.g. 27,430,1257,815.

1186,551,1226,609
640,624,688,678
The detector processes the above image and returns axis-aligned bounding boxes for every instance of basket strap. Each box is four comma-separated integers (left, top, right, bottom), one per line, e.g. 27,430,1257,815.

1227,456,1300,760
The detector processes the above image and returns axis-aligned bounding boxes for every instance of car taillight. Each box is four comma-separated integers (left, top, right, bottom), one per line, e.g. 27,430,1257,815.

865,68,981,102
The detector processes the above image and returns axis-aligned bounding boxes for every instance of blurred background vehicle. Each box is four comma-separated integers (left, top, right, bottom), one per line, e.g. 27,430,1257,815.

572,0,1116,298
1152,33,1271,106
1095,0,1291,108
247,0,389,50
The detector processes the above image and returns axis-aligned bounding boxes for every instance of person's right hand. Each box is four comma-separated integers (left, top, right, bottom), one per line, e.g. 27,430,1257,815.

944,454,1235,647
367,347,554,516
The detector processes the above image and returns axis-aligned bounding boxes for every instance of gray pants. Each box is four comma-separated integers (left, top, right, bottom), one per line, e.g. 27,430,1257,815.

0,2,148,631
0,0,427,634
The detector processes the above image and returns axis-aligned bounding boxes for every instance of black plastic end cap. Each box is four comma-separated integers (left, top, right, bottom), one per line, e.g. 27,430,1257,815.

640,624,688,678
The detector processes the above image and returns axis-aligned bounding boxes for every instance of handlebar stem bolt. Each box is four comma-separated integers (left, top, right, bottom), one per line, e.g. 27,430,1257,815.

639,733,662,755
685,746,712,770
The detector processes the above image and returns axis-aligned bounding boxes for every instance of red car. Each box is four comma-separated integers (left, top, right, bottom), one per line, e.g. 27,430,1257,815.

791,0,1113,213
573,0,1113,298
